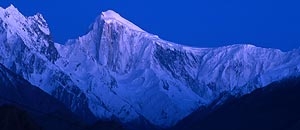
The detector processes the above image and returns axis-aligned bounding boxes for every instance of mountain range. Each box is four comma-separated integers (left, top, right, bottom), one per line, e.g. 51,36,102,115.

0,5,299,129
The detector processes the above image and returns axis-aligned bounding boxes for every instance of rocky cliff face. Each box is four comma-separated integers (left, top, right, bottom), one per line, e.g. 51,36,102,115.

0,5,95,122
0,5,299,128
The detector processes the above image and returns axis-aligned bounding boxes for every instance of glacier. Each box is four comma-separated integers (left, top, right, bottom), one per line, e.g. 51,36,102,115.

0,5,299,128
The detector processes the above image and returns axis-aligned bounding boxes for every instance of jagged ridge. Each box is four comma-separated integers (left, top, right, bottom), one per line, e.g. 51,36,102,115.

0,5,299,128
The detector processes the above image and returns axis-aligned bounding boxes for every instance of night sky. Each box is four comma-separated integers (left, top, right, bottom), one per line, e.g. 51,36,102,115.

0,0,300,51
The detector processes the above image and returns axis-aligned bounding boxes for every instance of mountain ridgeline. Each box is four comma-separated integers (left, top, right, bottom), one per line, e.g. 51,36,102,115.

0,5,299,129
172,77,300,130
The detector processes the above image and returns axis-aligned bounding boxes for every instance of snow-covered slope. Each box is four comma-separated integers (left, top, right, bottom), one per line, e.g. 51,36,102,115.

0,5,299,128
0,5,96,122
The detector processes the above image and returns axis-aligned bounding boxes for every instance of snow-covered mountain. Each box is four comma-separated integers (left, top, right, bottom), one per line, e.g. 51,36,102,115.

0,63,88,130
0,5,299,128
0,5,96,122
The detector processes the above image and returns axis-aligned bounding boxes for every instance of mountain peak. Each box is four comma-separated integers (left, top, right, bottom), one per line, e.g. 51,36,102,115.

6,4,17,10
0,4,21,17
3,4,21,15
101,10,145,32
29,13,50,35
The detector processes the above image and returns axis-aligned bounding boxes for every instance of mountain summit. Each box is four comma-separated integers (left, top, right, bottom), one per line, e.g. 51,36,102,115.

101,10,145,32
0,5,299,129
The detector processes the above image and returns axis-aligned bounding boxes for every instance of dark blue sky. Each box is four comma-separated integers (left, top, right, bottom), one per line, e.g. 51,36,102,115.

1,0,300,51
